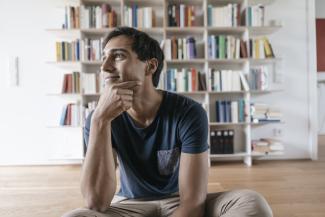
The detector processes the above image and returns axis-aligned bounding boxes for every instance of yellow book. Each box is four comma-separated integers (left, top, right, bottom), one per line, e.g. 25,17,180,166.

56,42,61,62
255,39,260,59
263,37,274,58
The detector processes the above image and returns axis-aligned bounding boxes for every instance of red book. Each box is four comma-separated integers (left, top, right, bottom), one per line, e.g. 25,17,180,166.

67,74,73,93
64,104,72,125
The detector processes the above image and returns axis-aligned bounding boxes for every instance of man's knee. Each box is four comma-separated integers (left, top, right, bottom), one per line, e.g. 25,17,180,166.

235,189,273,217
61,208,106,217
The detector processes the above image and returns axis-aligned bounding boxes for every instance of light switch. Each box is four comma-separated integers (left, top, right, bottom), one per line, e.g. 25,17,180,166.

7,56,19,87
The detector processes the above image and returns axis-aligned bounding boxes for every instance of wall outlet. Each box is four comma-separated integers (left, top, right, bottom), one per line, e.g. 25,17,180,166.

273,128,283,137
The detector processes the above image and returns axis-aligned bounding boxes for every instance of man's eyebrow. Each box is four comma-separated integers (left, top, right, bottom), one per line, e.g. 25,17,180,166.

103,48,130,55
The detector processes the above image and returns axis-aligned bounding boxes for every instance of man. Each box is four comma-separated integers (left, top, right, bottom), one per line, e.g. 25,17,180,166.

62,27,273,217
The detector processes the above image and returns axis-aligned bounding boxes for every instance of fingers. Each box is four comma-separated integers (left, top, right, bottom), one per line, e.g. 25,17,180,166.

113,81,142,89
117,88,134,96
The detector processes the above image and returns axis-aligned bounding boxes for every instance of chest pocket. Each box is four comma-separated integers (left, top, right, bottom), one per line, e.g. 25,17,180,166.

157,147,180,176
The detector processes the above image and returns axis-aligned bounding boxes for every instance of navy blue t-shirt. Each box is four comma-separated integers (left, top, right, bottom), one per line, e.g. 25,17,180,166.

84,90,208,199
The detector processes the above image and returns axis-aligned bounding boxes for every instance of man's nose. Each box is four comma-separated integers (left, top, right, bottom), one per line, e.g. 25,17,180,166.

101,57,115,73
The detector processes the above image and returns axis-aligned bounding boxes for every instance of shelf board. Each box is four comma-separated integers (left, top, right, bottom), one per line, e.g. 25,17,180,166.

81,60,102,65
249,58,281,64
250,89,284,94
248,0,275,6
251,151,284,157
210,152,248,159
209,122,248,126
166,27,204,34
208,90,246,94
166,59,205,64
172,91,207,95
207,26,246,34
251,121,285,126
248,26,282,36
208,59,247,64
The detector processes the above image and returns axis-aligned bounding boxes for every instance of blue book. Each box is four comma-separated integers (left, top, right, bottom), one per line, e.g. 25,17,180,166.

59,105,68,126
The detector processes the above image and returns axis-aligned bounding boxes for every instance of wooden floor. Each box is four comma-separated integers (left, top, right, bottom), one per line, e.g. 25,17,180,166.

1,160,325,217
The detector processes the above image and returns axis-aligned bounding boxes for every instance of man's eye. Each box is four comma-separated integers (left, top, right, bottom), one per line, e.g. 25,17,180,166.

114,53,124,60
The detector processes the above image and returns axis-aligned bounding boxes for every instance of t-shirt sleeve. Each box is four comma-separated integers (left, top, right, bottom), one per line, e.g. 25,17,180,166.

178,103,209,154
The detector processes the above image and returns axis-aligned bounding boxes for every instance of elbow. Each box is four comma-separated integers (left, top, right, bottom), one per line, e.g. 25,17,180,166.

84,194,111,212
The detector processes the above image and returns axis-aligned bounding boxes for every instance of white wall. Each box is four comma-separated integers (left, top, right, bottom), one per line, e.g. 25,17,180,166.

0,0,317,165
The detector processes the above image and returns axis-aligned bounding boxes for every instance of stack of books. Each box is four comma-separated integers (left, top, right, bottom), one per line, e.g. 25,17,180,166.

55,40,81,61
82,38,103,61
245,5,265,27
59,102,82,126
250,103,282,123
63,6,80,29
252,138,284,154
82,73,103,94
208,69,249,92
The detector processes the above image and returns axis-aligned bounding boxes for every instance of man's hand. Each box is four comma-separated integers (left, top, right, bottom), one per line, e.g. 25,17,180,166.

93,81,142,123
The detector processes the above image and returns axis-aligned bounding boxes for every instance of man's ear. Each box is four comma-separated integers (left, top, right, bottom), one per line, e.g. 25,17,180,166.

145,58,158,76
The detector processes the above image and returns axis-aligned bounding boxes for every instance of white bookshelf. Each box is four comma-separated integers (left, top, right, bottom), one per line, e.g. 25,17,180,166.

47,0,283,166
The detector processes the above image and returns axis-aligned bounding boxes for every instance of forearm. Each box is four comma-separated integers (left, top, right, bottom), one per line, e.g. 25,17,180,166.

80,117,116,211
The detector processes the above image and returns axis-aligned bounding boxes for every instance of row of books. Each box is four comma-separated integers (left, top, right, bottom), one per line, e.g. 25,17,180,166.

80,4,117,29
59,103,82,126
82,73,103,94
252,138,284,154
208,35,244,59
55,40,81,61
83,38,103,61
124,6,156,28
164,37,197,60
60,101,98,126
247,37,275,59
166,68,207,92
62,72,81,94
248,66,269,90
207,4,241,27
55,38,103,61
167,4,196,27
250,103,282,123
215,100,247,123
210,129,234,154
245,5,265,27
208,69,249,92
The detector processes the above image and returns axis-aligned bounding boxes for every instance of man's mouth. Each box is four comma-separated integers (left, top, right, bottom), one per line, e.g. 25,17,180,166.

104,76,120,82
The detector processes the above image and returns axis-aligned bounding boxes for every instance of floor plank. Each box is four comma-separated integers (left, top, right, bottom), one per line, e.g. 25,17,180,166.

0,160,324,217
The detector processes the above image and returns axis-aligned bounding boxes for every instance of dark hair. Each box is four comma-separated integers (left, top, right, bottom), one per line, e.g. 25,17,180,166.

103,27,164,87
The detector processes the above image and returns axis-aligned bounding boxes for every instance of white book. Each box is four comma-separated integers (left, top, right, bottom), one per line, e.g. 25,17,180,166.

180,4,185,27
208,68,212,91
165,39,172,60
128,7,132,27
231,101,239,123
211,36,216,59
214,70,221,91
238,71,250,91
187,70,192,92
138,8,143,28
221,70,228,91
183,38,187,60
96,6,102,28
232,71,241,91
259,39,265,59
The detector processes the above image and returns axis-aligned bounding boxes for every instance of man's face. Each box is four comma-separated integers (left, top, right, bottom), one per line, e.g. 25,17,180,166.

101,35,146,85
